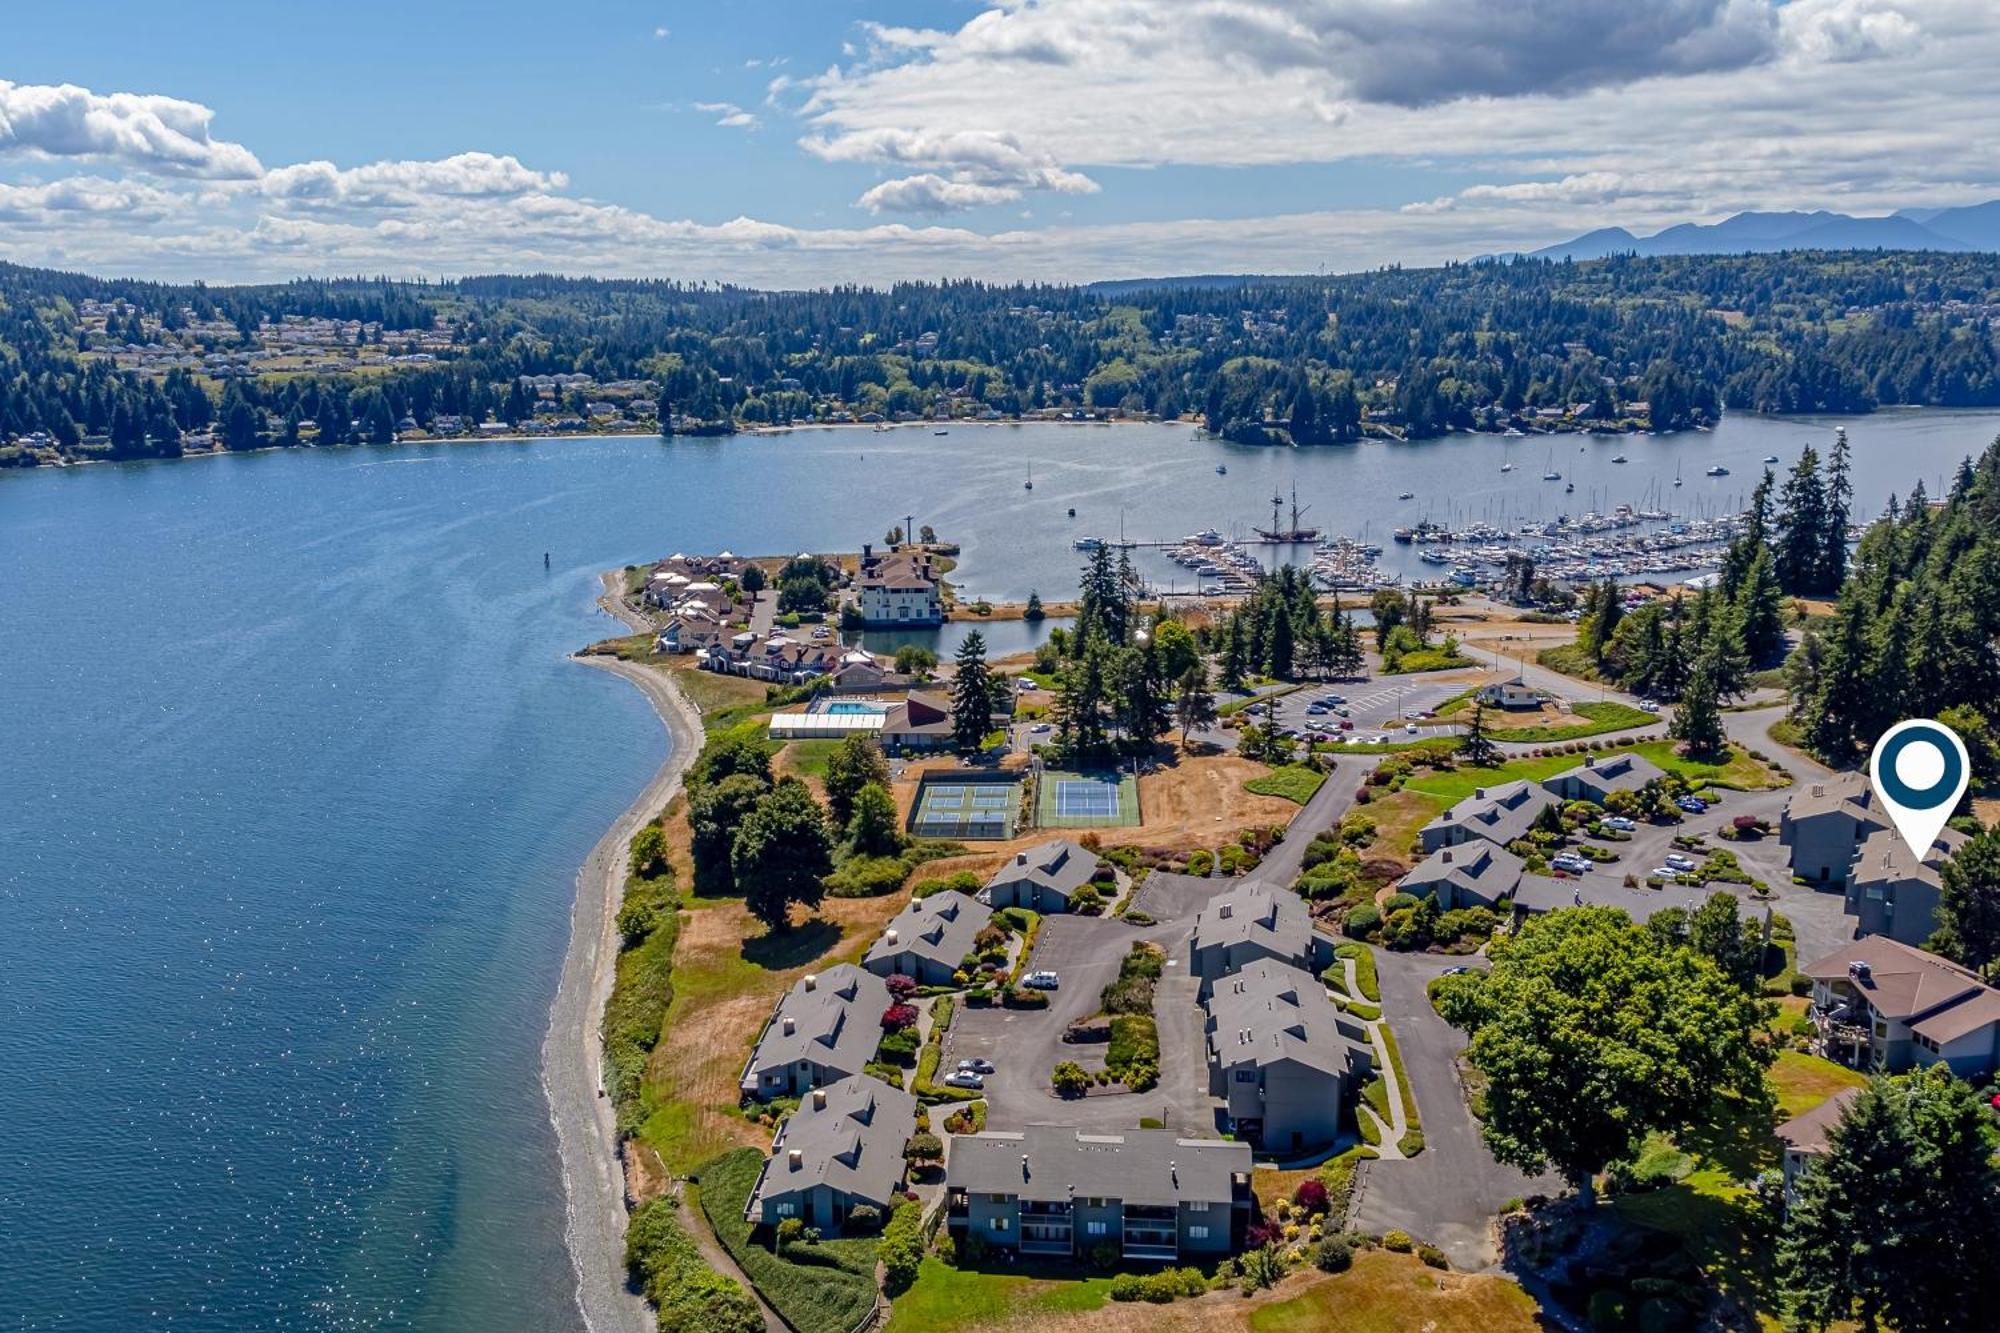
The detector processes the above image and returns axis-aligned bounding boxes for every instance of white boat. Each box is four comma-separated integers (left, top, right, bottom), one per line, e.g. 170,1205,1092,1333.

1763,454,1780,463
1500,462,1514,472
1706,464,1730,477
1074,536,1104,551
1398,491,1414,500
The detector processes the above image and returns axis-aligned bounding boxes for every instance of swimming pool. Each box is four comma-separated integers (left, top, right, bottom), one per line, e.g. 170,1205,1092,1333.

821,700,889,716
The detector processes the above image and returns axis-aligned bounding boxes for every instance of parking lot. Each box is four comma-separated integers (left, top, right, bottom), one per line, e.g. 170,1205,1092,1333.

1251,677,1470,746
944,873,1226,1135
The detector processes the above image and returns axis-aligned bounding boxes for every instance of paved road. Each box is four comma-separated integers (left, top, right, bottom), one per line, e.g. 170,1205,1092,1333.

1244,757,1367,890
1352,950,1541,1272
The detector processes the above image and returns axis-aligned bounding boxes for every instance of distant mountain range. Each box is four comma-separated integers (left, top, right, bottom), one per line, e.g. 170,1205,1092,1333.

1525,201,2000,260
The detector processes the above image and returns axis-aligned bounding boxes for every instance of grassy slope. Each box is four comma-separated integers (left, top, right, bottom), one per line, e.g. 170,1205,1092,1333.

1484,702,1655,743
697,1146,881,1333
1248,1251,1540,1332
1245,764,1328,804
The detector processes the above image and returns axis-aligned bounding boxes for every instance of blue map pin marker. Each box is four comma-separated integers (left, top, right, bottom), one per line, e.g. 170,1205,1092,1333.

1869,719,1970,859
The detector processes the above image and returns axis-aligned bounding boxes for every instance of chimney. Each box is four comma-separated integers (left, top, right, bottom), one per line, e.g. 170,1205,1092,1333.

1441,850,1453,864
803,973,817,992
1474,787,1486,800
782,1015,796,1035
1016,851,1029,866
1021,1153,1031,1180
1218,903,1233,919
886,928,899,945
1169,1160,1179,1187
1583,755,1595,768
863,542,873,560
812,1089,827,1111
789,1149,803,1170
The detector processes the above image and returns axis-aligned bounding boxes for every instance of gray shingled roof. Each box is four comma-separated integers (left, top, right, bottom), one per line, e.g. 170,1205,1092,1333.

1401,841,1525,903
945,1125,1250,1207
985,840,1099,904
865,890,992,973
1786,771,1877,824
743,964,888,1086
1421,780,1558,848
1802,935,1991,1024
1193,884,1314,957
1205,959,1370,1079
1851,826,1967,893
748,1074,917,1216
1550,752,1667,798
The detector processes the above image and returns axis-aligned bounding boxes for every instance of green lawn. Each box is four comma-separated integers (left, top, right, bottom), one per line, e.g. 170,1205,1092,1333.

696,1147,882,1333
1334,941,1380,1002
1245,764,1328,804
1485,702,1655,743
1383,650,1479,674
781,738,842,779
1404,742,1780,805
884,1259,1112,1333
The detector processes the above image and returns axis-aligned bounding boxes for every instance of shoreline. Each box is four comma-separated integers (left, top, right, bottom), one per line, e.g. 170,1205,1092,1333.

541,578,698,1333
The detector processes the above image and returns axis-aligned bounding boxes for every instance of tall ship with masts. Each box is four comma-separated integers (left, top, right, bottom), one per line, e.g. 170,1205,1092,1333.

1254,483,1321,543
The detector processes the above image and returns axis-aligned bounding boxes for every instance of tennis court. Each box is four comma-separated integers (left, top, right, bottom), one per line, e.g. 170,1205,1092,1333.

909,777,1023,840
1035,769,1141,829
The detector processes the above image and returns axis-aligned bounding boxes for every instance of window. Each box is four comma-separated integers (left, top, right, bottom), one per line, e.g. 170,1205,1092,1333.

1234,1069,1257,1083
1874,1022,1889,1039
990,1217,1010,1233
776,1203,797,1217
1188,1225,1210,1240
988,1193,1010,1205
1185,1201,1208,1213
1086,1221,1107,1237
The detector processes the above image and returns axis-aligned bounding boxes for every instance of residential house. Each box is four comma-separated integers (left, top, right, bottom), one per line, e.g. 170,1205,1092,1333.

743,1074,917,1234
1189,885,1331,997
945,1127,1253,1262
1418,780,1558,854
984,840,1101,913
1399,842,1525,910
1775,1086,1861,1207
863,891,993,986
1476,681,1541,711
739,964,891,1101
1542,752,1667,805
1784,773,1886,887
1845,826,1969,947
855,544,943,626
655,604,724,655
1803,936,2000,1078
1204,960,1373,1152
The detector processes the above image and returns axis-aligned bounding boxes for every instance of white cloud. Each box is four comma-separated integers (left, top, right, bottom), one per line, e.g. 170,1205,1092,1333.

694,102,761,131
653,25,670,39
0,80,262,178
0,175,188,224
261,152,567,208
805,127,1098,212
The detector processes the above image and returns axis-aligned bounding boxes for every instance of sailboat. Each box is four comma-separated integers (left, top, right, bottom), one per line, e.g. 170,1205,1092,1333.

1500,461,1514,473
1254,483,1320,542
1674,461,1684,488
1024,464,1033,490
1541,450,1562,482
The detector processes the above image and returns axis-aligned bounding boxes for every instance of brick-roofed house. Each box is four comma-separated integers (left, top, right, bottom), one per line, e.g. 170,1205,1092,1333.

944,1126,1253,1262
984,840,1100,913
1844,826,1968,947
743,1074,917,1234
1189,885,1331,998
863,890,992,986
1775,1086,1862,1207
740,964,891,1101
1543,752,1667,805
1803,936,2000,1078
1418,780,1558,854
1782,772,1885,886
1204,959,1372,1152
1399,841,1525,910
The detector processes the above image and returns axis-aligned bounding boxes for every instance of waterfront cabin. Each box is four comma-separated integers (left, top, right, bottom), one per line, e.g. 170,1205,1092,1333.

863,891,992,986
739,964,890,1101
743,1074,917,1235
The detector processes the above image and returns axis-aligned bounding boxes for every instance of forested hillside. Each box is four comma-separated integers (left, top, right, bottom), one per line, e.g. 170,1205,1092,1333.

4,251,2000,466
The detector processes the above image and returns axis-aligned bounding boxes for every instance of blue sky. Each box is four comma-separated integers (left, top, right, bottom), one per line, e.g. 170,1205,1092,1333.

4,1,1997,285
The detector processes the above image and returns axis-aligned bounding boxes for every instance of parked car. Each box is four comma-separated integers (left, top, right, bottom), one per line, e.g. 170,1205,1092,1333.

957,1057,996,1075
1677,797,1708,814
1404,722,1419,735
1022,970,1061,990
1030,723,1052,734
943,1070,985,1090
1323,694,1346,705
1338,719,1354,731
1650,866,1686,881
1442,965,1473,977
1335,705,1351,717
1640,700,1662,713
1551,853,1592,873
1664,852,1698,871
1602,816,1638,832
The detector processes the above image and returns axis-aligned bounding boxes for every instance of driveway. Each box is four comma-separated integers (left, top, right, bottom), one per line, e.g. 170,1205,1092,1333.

1353,950,1541,1272
947,907,1220,1134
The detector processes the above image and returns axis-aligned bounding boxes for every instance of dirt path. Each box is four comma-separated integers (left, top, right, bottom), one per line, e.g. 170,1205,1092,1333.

541,577,703,1333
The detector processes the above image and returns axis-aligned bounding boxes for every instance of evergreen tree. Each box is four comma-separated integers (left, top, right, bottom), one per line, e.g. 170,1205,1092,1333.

1671,645,1728,757
949,631,994,753
689,772,769,896
1778,444,1830,595
1458,700,1499,766
1736,545,1786,665
1176,661,1217,748
1023,589,1045,621
845,782,902,858
1932,826,2000,981
1822,426,1853,593
822,733,889,827
1807,594,1875,759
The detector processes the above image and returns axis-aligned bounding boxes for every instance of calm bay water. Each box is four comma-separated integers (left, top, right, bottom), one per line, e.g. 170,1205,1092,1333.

2,407,1996,1331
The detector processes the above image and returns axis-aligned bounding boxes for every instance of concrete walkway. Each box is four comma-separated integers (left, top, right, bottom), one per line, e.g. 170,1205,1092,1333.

1243,756,1366,890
